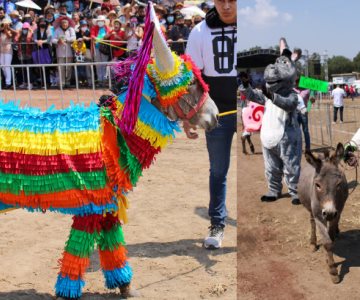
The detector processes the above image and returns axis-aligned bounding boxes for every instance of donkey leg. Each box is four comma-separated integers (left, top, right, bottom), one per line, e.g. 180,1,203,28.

241,136,248,155
97,213,133,297
324,242,340,284
329,214,341,241
310,213,318,251
55,214,97,299
246,135,255,154
315,218,339,283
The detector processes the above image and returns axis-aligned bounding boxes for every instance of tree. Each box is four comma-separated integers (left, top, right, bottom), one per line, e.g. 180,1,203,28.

327,56,353,76
353,51,360,72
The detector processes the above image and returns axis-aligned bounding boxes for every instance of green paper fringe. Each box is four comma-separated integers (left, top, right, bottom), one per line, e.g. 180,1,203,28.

98,224,126,251
0,170,108,195
65,225,126,258
65,229,97,258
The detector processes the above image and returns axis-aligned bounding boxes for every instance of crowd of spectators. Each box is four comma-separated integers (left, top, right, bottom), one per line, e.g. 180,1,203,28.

0,0,211,89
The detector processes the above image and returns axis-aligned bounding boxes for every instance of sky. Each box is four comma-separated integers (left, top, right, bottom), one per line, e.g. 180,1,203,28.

237,0,360,60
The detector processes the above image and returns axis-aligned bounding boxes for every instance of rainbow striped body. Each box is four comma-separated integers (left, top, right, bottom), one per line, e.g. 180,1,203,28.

0,79,180,219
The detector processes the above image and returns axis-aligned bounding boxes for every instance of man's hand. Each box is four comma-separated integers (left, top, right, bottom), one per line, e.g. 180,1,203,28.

344,145,358,167
183,120,199,139
239,72,250,88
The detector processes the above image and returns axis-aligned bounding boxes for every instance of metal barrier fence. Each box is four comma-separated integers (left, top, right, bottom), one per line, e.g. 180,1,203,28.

308,95,360,148
0,61,119,108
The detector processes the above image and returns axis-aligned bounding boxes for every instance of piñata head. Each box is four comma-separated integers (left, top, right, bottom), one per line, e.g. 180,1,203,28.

113,2,218,133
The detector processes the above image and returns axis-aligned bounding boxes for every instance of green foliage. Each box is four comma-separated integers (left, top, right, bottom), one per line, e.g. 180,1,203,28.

328,56,353,75
353,52,360,72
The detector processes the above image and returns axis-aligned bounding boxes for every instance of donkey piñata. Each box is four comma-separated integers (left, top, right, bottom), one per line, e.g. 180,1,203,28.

0,4,218,298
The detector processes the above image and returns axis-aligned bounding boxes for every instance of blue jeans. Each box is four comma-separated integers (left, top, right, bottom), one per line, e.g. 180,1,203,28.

297,112,310,150
205,113,236,227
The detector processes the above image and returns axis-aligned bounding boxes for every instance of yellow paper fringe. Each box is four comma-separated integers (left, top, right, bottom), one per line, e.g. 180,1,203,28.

114,102,174,149
152,52,183,81
0,129,102,155
116,194,129,224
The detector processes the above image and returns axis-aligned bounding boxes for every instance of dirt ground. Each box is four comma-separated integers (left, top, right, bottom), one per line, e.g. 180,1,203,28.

237,101,360,300
0,90,237,299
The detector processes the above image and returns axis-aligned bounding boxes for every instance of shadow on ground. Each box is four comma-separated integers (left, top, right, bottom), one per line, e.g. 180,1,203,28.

333,229,360,282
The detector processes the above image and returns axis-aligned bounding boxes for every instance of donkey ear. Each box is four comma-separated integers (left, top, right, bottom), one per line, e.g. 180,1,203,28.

305,150,322,172
330,143,345,165
291,48,302,62
279,37,289,54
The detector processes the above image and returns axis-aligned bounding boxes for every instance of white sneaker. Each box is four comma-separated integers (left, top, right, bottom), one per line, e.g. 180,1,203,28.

19,83,27,89
204,225,224,249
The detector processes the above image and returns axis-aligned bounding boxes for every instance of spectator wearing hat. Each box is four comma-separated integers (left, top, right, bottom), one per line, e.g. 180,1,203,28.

76,19,92,86
16,22,34,89
23,13,37,31
184,15,193,29
107,10,117,28
45,9,55,25
104,18,126,60
9,10,22,32
90,15,111,86
154,4,167,27
125,15,143,54
72,12,81,31
165,11,175,30
121,3,132,24
33,16,53,87
193,14,203,26
0,18,14,88
167,13,190,55
44,5,55,17
72,37,87,85
52,16,76,88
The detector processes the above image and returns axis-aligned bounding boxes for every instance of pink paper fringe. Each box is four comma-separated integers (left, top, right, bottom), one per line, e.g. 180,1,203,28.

119,5,154,134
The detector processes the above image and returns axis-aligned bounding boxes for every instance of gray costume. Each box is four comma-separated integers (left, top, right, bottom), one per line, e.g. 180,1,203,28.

239,38,303,203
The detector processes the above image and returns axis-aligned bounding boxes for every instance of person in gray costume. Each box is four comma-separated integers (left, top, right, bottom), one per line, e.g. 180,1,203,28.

239,38,304,205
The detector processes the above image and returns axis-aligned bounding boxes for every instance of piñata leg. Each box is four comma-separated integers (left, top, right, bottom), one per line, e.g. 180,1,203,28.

98,213,133,294
55,214,100,299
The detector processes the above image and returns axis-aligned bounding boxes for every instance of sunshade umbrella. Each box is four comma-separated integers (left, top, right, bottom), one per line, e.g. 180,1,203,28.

15,0,41,10
180,6,205,18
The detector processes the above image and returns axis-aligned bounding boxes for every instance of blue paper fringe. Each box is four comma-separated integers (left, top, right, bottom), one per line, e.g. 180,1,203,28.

117,76,181,137
0,101,100,133
103,262,133,289
55,274,85,299
4,201,118,216
0,201,14,211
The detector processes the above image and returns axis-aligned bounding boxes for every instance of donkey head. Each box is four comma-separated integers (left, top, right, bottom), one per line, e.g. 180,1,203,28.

264,38,301,94
305,143,348,221
148,6,219,131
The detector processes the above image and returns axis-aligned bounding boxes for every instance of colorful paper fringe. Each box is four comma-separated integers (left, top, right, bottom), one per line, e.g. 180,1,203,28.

56,213,132,297
146,54,209,108
0,82,179,218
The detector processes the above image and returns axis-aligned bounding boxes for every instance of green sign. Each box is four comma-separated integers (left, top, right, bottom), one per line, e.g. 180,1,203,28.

299,76,329,93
